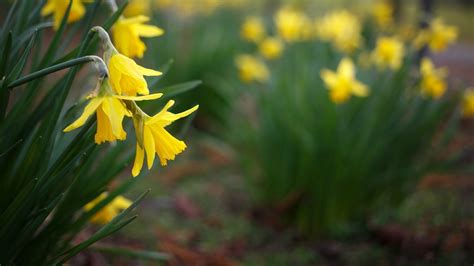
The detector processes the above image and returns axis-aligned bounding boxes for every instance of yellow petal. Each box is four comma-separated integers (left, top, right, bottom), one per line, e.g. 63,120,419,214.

338,58,355,79
132,144,145,177
143,126,156,169
352,81,369,97
149,124,187,166
320,69,339,89
115,93,163,101
64,98,102,132
151,105,199,127
137,65,162,76
135,24,164,37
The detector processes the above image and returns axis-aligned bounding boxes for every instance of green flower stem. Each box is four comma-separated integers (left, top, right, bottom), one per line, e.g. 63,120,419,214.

90,244,170,261
7,55,108,89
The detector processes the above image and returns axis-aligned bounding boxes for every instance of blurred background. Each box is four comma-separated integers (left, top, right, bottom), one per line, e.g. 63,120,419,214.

2,0,473,265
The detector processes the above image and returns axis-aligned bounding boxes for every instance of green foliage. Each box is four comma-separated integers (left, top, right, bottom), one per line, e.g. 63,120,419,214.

232,41,462,236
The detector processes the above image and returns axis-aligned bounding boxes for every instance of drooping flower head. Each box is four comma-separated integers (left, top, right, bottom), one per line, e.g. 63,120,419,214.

64,76,162,144
258,37,284,60
372,36,405,71
123,0,152,17
112,15,164,59
414,18,457,53
84,193,132,224
240,16,266,43
41,0,89,29
372,1,394,30
274,7,311,42
420,58,447,99
317,10,362,53
320,58,369,104
462,88,474,118
132,101,199,177
235,54,270,84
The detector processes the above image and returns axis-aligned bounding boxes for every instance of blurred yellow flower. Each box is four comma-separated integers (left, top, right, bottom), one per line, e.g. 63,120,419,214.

372,36,405,70
317,10,362,53
241,16,266,43
235,54,270,83
372,1,393,29
420,58,447,99
124,0,151,17
258,37,284,60
321,58,369,104
462,88,474,118
108,53,162,96
112,16,164,59
274,7,311,42
41,0,89,29
84,193,132,225
414,18,457,53
132,101,199,177
63,79,162,144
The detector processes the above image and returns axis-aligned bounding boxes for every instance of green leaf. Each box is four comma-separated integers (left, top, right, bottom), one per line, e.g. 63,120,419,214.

159,80,202,99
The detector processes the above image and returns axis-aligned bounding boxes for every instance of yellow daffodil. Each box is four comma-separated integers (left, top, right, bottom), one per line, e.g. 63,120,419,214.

320,58,369,104
372,1,393,30
235,54,270,83
240,16,266,43
372,36,405,70
132,101,199,177
64,78,163,144
414,18,457,53
462,88,474,118
258,37,284,60
420,58,447,99
317,10,362,53
123,0,151,17
112,16,164,59
84,193,132,225
274,7,311,42
108,53,162,96
41,0,90,29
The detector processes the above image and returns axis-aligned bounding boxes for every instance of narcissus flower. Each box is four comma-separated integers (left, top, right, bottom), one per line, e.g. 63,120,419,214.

414,18,457,53
112,16,164,59
64,78,162,144
41,0,89,29
420,58,447,99
240,16,266,43
84,193,132,225
123,0,152,17
372,1,393,29
321,58,369,104
317,10,362,53
132,101,199,177
372,36,405,70
462,88,474,118
274,7,311,42
258,37,284,60
108,53,162,96
235,54,270,83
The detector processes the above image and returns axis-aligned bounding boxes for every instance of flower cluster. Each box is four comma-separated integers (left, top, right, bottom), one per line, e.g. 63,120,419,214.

42,2,198,178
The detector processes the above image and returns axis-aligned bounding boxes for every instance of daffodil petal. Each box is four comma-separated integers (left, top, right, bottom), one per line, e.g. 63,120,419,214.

63,98,102,132
132,144,145,177
352,81,369,97
137,65,162,76
320,69,338,89
143,127,156,169
338,58,355,79
115,93,163,101
135,24,164,37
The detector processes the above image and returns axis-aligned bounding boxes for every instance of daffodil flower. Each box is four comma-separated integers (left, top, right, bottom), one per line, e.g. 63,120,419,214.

274,7,311,42
132,101,199,177
258,37,284,60
235,54,270,83
240,16,266,43
108,53,162,96
112,15,164,59
41,0,90,30
372,36,405,71
320,58,369,104
317,10,362,53
414,18,457,53
420,58,447,99
462,88,474,118
63,78,163,144
84,193,132,224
